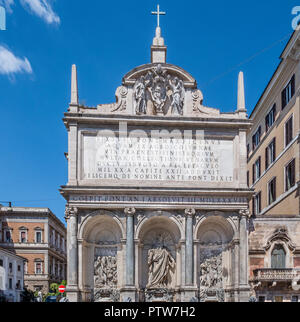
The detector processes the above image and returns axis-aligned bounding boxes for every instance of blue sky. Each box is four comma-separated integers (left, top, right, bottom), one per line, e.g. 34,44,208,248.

0,0,298,223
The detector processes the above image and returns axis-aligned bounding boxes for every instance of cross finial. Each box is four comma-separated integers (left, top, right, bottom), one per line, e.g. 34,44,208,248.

151,4,166,28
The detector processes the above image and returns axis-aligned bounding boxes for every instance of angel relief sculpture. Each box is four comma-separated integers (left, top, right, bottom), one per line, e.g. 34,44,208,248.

133,64,185,116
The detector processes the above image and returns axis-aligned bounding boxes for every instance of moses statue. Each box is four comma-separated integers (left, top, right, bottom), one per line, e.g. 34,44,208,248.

146,247,175,289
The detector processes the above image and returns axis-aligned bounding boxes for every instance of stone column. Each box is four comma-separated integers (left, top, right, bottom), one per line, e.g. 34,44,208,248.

125,208,135,286
65,206,79,302
185,208,195,286
120,208,137,302
239,209,250,302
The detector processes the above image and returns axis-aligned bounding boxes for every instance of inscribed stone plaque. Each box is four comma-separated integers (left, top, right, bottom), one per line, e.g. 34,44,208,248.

82,132,234,184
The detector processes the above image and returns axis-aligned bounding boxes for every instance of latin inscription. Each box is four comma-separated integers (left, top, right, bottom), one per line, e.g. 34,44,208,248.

83,134,234,183
69,195,247,205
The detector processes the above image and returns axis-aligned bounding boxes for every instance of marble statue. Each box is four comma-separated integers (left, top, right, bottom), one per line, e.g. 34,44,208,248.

134,76,147,115
168,76,184,115
146,247,175,289
133,64,185,116
94,256,117,288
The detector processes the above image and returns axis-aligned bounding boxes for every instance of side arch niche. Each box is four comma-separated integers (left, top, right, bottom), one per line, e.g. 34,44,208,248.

79,213,124,302
196,215,234,302
137,216,182,302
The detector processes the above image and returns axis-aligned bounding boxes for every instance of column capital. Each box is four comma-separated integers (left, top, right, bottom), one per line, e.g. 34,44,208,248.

239,209,250,219
64,206,78,221
185,208,196,217
124,207,136,217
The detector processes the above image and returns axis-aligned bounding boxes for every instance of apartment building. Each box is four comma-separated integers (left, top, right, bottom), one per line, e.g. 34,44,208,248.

0,206,67,294
0,247,25,302
247,28,300,302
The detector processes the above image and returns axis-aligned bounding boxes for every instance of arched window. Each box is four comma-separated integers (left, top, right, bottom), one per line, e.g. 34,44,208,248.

271,244,286,269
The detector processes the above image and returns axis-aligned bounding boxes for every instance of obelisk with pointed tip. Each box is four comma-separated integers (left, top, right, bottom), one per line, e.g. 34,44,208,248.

236,71,247,117
151,4,167,64
69,64,79,112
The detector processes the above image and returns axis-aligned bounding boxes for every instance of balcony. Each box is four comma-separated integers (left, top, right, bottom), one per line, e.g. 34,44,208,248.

252,268,300,282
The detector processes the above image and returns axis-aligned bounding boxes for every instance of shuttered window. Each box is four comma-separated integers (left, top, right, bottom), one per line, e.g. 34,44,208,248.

282,74,295,109
285,159,296,191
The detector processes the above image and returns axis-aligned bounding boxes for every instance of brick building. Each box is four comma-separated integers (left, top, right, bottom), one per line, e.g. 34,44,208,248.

247,28,300,302
0,206,67,294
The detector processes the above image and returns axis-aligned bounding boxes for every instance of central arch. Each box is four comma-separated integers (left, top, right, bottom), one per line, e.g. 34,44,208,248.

136,215,182,302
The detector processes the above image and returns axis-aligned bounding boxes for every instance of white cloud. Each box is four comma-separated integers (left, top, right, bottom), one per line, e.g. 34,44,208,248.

20,0,60,25
0,0,60,24
0,0,15,13
0,45,32,75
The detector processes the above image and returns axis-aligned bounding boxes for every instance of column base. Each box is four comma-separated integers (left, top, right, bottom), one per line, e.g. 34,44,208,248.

120,286,137,302
180,286,198,302
238,286,250,302
66,286,80,302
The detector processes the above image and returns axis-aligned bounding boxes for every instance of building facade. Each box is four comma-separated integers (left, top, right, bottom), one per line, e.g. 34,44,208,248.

0,247,25,302
247,28,300,302
61,21,253,302
0,206,67,294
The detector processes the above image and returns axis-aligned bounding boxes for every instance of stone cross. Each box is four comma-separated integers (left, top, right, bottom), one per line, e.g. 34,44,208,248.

151,4,166,28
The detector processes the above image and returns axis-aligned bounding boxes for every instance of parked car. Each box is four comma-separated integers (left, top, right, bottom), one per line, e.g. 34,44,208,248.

45,296,59,303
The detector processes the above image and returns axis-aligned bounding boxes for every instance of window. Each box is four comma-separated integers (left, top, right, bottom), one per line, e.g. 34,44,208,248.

285,159,296,191
16,280,21,290
252,126,262,150
0,259,3,267
271,244,286,269
253,192,262,216
282,74,295,109
35,262,42,275
265,104,276,132
247,171,249,187
258,296,265,303
5,230,12,243
9,263,13,274
285,116,293,147
252,157,261,184
247,144,250,159
292,296,299,302
35,231,42,243
18,265,21,272
20,231,27,243
268,177,276,205
24,262,28,274
265,138,276,169
9,278,12,289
